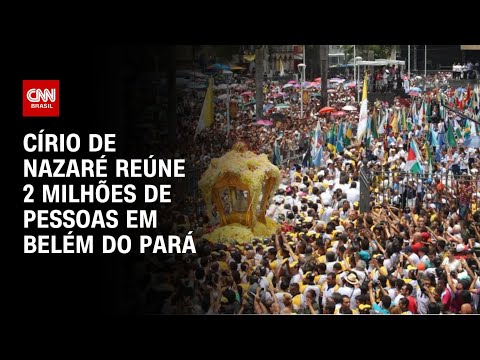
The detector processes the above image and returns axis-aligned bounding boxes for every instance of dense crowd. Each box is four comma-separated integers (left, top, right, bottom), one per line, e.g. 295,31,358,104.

136,66,480,315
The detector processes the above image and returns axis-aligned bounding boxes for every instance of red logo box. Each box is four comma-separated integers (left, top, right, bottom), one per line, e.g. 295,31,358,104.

23,80,60,117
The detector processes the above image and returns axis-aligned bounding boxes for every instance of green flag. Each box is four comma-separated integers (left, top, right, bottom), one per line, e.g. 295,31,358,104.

446,123,457,147
371,111,378,139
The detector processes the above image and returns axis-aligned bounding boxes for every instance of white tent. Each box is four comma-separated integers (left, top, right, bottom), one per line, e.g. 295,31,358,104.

356,59,405,66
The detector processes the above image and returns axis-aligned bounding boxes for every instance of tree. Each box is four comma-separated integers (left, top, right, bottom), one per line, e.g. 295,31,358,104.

344,45,400,62
255,45,264,120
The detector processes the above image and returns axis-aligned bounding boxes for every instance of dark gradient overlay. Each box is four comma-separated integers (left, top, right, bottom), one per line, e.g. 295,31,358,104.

14,45,192,315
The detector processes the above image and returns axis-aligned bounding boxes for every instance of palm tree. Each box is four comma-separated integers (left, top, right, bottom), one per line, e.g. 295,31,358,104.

255,45,264,120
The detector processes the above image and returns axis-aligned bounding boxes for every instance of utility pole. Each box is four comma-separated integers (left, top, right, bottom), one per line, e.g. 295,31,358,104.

408,45,410,79
424,45,427,77
320,45,328,107
255,45,264,121
413,45,417,73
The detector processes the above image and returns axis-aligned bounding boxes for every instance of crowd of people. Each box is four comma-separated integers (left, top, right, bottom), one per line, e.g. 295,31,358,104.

135,64,480,315
452,60,479,80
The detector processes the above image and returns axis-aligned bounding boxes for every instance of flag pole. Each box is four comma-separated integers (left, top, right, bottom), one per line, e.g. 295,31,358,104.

407,45,410,80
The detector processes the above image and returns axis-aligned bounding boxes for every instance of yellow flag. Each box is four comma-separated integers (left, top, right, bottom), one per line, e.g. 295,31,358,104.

391,112,398,135
362,71,368,101
195,78,214,137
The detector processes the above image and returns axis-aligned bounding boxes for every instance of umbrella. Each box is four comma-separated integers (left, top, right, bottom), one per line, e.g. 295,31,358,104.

463,136,480,148
256,119,273,126
293,84,300,88
272,93,283,98
270,113,286,120
288,80,297,84
209,63,230,70
217,94,228,100
327,89,336,93
332,111,346,116
342,105,357,111
241,91,253,96
216,84,228,90
409,87,422,93
275,104,290,109
263,104,274,111
314,77,321,82
319,106,336,114
282,83,294,88
310,93,322,98
329,78,344,83
408,91,420,97
344,81,357,89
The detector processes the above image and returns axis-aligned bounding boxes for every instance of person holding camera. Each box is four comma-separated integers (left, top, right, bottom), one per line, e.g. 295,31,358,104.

368,281,391,314
445,264,468,314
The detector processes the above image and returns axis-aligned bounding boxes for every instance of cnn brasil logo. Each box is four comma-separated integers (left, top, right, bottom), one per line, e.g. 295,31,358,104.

23,80,60,117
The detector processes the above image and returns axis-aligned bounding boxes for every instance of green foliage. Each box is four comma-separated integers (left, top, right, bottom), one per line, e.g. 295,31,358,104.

344,45,399,62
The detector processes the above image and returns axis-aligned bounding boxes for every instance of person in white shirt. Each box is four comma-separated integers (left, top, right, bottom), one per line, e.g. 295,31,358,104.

402,246,420,266
373,142,384,159
345,181,360,203
337,273,362,310
392,279,406,306
274,280,290,311
302,273,321,304
320,188,333,207
325,251,338,273
459,148,469,174
441,250,462,273
321,205,334,223
322,272,339,306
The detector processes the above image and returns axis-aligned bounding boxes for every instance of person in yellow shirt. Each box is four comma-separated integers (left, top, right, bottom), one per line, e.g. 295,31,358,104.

289,282,305,313
334,295,358,314
293,165,302,183
370,255,387,282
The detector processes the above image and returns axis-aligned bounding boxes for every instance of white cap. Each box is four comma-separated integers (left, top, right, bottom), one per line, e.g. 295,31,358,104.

429,203,436,209
327,159,333,165
456,244,465,253
328,180,334,186
335,225,345,233
317,170,325,177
